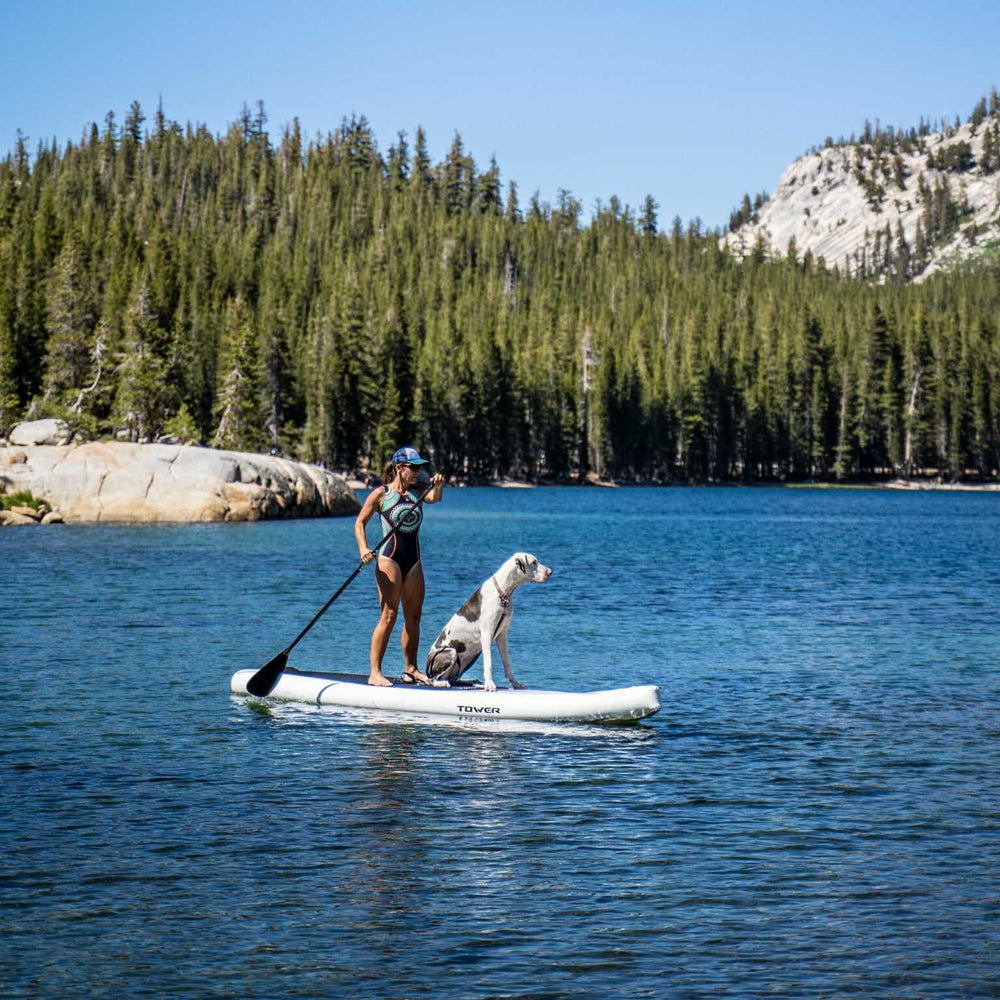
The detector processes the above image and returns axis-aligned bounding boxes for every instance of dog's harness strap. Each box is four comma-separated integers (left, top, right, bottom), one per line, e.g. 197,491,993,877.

490,575,512,640
491,575,511,611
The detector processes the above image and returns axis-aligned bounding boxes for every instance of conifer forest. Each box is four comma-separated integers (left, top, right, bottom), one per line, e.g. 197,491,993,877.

1,100,998,482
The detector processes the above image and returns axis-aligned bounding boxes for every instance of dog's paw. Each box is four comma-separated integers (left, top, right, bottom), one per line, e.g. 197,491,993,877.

511,680,528,690
483,681,498,693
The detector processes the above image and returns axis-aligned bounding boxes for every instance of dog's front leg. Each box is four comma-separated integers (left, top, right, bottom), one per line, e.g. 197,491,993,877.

480,619,497,692
496,628,525,689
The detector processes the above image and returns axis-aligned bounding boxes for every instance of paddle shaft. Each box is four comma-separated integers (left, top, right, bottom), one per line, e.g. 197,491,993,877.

247,484,432,694
281,521,394,658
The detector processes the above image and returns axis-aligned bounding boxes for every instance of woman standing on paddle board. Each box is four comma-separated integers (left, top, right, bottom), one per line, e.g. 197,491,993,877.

355,446,445,687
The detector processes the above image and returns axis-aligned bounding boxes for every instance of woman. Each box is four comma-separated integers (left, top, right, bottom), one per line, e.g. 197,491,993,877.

355,446,445,686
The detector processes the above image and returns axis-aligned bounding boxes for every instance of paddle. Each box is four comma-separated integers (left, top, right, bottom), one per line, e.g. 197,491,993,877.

245,484,431,697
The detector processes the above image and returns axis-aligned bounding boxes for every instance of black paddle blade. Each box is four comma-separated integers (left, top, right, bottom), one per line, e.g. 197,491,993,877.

246,649,289,697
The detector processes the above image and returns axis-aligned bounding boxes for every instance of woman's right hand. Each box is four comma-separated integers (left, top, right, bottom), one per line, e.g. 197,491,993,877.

360,548,376,565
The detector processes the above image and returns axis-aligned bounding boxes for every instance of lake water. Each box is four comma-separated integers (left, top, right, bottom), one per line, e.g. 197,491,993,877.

2,486,998,998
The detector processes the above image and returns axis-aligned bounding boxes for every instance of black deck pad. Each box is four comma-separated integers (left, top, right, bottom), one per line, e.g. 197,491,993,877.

283,667,488,690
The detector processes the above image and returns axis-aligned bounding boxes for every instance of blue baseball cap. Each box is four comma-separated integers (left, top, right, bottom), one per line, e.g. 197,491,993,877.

392,446,429,465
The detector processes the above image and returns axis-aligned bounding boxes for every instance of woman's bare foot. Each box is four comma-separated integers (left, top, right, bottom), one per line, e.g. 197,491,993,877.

403,667,430,684
367,671,393,687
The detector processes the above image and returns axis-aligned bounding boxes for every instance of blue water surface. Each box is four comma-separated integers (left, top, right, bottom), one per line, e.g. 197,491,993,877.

2,486,998,998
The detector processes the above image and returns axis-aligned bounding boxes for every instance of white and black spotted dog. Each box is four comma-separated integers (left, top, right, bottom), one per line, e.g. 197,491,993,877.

425,553,552,691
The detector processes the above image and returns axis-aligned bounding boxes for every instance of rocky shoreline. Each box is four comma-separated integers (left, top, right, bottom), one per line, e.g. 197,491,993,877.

1,420,359,525
1,503,65,526
3,419,995,528
352,473,1000,492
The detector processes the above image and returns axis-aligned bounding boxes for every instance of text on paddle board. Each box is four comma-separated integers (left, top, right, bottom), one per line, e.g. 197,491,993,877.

458,705,501,714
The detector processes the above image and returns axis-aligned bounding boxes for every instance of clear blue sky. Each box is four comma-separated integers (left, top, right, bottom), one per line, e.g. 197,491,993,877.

1,0,997,229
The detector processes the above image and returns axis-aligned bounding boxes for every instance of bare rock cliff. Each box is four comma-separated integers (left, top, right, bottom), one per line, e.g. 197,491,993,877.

725,117,1000,281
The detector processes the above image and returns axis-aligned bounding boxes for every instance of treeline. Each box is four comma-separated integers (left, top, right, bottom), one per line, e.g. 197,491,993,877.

810,88,1000,158
0,101,998,482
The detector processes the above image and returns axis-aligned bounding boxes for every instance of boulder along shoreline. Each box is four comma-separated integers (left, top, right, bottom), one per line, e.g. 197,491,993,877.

1,436,359,525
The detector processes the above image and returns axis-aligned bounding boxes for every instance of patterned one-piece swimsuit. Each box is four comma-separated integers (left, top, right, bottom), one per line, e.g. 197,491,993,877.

378,487,424,577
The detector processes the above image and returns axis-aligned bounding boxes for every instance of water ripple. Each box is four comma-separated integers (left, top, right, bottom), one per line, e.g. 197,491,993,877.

2,487,998,997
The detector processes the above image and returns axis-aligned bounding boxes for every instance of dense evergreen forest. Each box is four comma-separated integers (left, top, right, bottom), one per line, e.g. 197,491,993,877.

1,100,998,482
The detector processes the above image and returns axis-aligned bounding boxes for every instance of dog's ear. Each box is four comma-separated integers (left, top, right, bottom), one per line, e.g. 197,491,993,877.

515,555,526,575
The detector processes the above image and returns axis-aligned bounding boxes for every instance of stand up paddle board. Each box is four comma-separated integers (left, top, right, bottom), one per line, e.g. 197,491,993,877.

231,667,660,723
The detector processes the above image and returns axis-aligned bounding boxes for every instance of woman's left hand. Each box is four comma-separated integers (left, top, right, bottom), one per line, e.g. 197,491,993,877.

430,473,444,488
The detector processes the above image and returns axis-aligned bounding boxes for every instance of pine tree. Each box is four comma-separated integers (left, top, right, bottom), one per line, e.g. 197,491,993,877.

902,308,931,477
443,132,468,217
113,279,173,441
121,100,144,182
914,219,928,271
970,97,988,129
387,130,409,190
981,122,1000,173
372,359,403,467
212,297,266,452
0,310,19,433
411,126,433,189
335,277,377,469
505,180,520,221
640,195,658,239
41,228,96,406
479,157,502,215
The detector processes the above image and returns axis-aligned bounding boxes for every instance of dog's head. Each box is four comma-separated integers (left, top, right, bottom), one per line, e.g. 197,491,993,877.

512,553,552,584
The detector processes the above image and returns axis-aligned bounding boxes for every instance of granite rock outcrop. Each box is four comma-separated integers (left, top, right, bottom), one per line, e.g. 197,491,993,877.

0,439,360,523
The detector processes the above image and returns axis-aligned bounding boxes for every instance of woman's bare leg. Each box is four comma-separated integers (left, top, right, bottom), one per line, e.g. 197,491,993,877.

369,557,402,686
400,562,429,682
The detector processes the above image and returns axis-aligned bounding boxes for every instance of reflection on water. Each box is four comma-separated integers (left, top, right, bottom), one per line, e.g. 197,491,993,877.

246,696,660,740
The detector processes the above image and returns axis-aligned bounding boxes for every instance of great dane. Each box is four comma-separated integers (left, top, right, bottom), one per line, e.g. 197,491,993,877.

425,553,552,691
